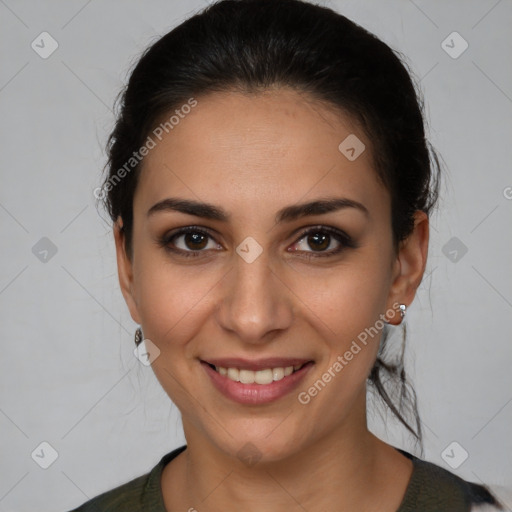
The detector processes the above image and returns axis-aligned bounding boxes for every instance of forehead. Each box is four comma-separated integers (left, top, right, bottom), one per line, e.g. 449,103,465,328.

134,88,388,223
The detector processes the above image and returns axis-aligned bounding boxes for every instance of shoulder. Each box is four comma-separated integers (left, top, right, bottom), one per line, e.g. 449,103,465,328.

397,449,505,512
67,472,150,511
472,485,512,511
66,445,187,512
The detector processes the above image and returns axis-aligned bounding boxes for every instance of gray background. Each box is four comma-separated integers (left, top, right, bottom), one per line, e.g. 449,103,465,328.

1,0,511,510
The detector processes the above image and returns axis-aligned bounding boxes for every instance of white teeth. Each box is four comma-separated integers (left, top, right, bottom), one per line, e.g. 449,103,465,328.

254,369,274,384
272,367,284,381
227,367,240,382
213,364,304,384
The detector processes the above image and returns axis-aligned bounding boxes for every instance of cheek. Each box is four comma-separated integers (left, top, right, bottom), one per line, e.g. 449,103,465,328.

289,251,391,387
132,252,218,349
290,255,390,340
319,286,384,387
132,257,215,413
298,284,386,421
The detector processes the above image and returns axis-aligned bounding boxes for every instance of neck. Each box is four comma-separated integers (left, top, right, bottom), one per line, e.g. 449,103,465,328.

162,408,412,511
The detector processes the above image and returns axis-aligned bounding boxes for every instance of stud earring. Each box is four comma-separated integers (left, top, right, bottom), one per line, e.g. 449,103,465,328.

384,303,407,325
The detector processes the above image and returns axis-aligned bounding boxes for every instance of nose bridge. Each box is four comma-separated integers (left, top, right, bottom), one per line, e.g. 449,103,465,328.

217,246,292,342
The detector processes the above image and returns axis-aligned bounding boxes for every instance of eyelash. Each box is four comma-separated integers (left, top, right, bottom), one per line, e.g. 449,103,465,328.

157,225,357,260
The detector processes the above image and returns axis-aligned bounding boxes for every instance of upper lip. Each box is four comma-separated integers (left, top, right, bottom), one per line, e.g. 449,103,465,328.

201,357,313,371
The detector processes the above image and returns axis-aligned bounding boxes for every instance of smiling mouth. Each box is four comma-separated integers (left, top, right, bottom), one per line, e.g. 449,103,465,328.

203,361,312,385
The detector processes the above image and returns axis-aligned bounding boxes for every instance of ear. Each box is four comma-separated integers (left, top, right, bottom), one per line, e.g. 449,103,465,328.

385,210,429,325
113,217,141,325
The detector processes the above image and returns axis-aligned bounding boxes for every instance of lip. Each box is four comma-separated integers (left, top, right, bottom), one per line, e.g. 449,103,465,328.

201,359,314,405
202,357,311,371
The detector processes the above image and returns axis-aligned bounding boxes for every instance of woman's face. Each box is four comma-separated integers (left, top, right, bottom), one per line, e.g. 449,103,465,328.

115,88,426,463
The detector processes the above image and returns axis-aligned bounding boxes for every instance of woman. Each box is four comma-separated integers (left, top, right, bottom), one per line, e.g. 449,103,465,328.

70,0,503,510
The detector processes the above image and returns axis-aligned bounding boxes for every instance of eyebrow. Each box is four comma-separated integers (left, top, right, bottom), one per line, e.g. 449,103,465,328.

147,196,369,224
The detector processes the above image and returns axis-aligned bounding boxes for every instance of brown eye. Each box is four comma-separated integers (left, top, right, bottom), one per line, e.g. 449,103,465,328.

181,232,209,250
159,226,221,258
306,232,331,251
289,226,356,259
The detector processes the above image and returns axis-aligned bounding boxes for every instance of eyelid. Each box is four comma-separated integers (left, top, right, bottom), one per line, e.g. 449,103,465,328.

292,224,351,242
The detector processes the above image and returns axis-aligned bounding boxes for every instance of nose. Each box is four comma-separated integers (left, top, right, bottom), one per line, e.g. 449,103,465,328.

215,248,294,345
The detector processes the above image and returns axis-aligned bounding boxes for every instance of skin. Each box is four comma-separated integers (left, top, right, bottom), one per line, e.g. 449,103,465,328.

114,87,429,511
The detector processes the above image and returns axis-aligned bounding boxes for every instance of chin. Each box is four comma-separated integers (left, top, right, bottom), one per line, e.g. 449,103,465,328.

209,421,308,466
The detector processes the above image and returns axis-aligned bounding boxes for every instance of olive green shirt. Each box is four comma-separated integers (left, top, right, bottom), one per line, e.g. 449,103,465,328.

68,445,501,511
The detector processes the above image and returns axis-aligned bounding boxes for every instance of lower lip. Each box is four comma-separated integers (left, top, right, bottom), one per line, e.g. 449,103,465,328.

201,361,314,405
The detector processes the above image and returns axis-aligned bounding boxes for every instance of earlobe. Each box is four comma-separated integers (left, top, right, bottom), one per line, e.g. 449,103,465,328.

385,211,429,324
113,217,141,325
